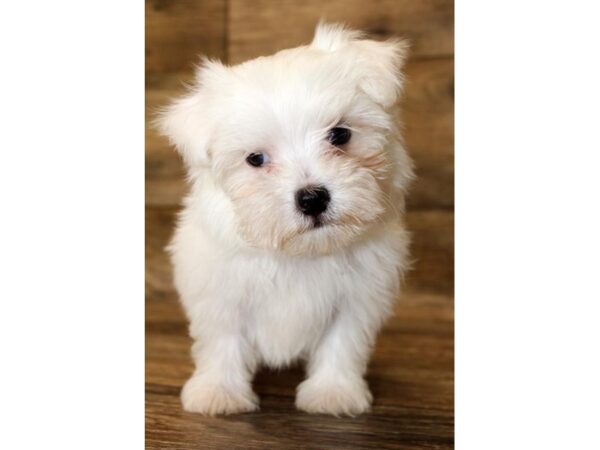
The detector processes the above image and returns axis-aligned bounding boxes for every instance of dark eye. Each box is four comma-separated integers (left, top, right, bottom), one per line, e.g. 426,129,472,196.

246,152,270,167
327,127,352,147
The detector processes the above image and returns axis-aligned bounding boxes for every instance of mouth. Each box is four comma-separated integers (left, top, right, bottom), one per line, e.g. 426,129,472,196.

310,215,336,230
297,215,337,234
298,216,328,233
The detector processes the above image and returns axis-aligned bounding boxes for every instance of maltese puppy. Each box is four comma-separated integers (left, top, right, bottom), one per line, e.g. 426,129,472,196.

158,23,414,416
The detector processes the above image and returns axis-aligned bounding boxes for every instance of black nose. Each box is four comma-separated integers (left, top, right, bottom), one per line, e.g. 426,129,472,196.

296,186,330,217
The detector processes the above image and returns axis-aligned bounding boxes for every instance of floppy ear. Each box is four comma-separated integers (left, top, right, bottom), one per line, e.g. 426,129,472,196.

354,38,409,109
155,59,228,168
311,22,409,109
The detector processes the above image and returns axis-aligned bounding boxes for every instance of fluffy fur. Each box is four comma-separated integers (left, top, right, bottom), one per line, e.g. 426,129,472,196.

158,23,414,416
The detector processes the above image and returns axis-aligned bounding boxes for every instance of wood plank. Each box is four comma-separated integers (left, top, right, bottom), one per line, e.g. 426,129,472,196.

145,72,190,206
404,57,454,209
405,210,454,295
145,0,226,74
145,56,453,208
145,207,177,300
228,0,454,65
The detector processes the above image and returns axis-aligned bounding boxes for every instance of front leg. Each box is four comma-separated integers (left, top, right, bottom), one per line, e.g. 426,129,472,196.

296,308,380,416
182,326,259,416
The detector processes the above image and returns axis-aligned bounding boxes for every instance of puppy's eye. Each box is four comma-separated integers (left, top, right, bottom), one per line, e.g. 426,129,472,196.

327,127,352,147
246,152,270,167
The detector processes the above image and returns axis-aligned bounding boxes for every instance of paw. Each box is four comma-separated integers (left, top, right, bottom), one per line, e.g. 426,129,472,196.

181,375,259,416
295,376,373,416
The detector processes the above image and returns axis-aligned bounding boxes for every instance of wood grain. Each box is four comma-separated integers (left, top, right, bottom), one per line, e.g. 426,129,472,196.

146,208,454,449
145,56,453,208
404,57,454,210
146,0,226,74
145,72,189,206
405,210,454,295
228,0,454,64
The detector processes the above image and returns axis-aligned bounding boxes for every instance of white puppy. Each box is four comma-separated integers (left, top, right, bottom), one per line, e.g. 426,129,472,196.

158,23,414,416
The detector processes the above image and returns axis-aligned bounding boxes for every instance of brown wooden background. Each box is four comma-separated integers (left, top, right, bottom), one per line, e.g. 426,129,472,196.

146,1,454,448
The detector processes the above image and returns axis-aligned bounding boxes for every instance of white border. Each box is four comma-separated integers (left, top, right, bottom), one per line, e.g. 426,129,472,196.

0,1,144,448
456,0,600,448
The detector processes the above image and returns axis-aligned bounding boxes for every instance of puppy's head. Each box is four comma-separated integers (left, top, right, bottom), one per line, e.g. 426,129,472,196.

159,23,414,255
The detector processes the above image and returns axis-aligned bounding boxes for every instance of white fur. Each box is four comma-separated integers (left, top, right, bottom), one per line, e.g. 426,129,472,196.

158,23,414,416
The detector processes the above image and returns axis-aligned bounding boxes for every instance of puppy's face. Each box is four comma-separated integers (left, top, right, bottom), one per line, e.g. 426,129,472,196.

160,24,413,255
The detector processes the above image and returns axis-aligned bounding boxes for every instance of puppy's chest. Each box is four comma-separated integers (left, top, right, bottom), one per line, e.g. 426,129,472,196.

239,256,349,364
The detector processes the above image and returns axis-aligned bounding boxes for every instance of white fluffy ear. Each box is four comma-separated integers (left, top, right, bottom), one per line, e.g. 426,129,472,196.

355,38,409,109
311,22,409,109
156,59,228,168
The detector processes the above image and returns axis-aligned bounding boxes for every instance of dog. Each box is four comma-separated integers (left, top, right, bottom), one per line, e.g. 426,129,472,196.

157,22,414,416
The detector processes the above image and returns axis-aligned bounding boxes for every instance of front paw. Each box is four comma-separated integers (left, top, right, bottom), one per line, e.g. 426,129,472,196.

295,376,373,416
181,375,259,416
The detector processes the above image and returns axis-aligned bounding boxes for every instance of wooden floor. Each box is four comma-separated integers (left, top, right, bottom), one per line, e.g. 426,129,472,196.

146,207,454,449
